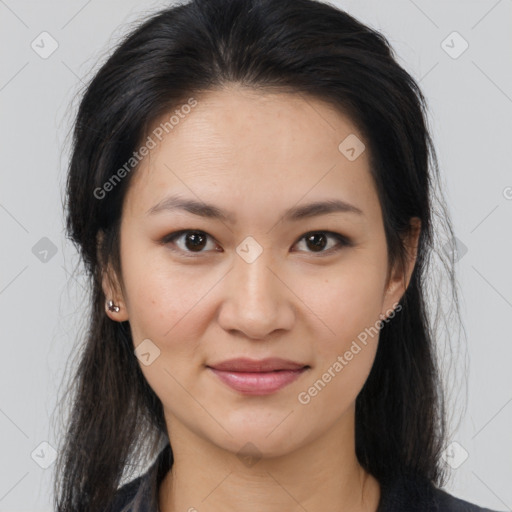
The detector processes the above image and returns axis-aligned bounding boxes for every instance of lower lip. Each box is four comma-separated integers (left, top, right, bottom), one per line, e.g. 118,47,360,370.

207,367,308,395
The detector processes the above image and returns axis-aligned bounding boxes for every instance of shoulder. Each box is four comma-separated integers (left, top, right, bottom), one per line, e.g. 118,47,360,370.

107,442,173,512
431,486,504,512
378,473,505,512
107,474,152,512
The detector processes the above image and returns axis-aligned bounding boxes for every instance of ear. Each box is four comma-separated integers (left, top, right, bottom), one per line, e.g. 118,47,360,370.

97,230,129,322
380,217,421,319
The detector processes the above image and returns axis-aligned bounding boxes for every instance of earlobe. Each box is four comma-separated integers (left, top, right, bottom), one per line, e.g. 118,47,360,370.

103,294,129,322
98,230,129,322
104,298,129,322
405,217,421,274
380,217,421,319
380,264,409,322
102,269,128,322
101,264,129,322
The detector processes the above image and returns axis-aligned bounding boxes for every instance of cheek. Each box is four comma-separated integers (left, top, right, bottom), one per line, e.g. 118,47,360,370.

336,271,384,338
294,265,385,419
120,243,206,351
294,258,387,358
121,254,210,404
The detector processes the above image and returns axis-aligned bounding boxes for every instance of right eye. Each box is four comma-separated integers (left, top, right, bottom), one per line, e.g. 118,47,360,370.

160,229,222,257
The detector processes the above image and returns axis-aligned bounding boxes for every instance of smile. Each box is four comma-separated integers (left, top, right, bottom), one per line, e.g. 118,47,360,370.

207,367,309,395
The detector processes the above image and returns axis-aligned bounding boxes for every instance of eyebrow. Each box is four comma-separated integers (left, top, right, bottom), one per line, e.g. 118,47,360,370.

146,194,364,223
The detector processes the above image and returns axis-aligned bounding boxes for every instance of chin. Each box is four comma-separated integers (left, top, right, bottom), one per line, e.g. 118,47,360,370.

206,418,309,459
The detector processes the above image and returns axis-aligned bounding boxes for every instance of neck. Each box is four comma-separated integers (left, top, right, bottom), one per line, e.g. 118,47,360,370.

158,406,381,512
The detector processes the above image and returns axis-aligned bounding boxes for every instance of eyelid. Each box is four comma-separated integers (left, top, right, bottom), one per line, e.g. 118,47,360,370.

160,229,220,257
160,229,352,256
293,230,352,252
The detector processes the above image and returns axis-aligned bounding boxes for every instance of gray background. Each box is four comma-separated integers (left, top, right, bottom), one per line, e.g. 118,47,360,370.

0,0,511,510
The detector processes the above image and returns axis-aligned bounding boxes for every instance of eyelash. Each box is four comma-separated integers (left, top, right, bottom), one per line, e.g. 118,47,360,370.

160,229,352,257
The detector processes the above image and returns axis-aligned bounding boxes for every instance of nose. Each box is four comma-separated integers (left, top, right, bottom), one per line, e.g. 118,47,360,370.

217,247,295,340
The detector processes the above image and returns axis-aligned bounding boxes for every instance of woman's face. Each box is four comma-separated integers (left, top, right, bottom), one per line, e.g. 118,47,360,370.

104,85,418,458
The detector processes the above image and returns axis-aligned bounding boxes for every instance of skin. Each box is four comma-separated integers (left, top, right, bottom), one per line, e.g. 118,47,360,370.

102,84,420,512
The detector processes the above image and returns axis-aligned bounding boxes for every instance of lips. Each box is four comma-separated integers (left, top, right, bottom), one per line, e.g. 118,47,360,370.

206,358,310,395
207,357,307,372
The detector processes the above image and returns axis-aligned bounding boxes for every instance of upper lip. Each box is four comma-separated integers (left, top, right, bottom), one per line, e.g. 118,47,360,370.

207,357,308,372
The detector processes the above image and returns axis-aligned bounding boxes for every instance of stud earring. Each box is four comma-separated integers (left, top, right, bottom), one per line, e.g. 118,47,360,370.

106,300,120,313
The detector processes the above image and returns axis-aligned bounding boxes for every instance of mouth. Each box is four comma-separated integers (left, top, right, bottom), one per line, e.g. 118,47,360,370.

206,358,310,395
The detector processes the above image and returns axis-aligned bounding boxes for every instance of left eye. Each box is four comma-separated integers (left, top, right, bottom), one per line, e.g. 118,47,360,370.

161,230,351,256
293,231,351,254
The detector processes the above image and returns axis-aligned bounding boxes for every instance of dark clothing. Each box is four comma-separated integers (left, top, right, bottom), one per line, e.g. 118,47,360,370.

108,443,503,512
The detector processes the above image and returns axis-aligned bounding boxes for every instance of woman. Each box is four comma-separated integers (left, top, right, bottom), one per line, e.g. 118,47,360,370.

54,0,503,511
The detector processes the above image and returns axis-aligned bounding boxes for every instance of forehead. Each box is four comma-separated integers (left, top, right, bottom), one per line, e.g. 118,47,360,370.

123,86,378,223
